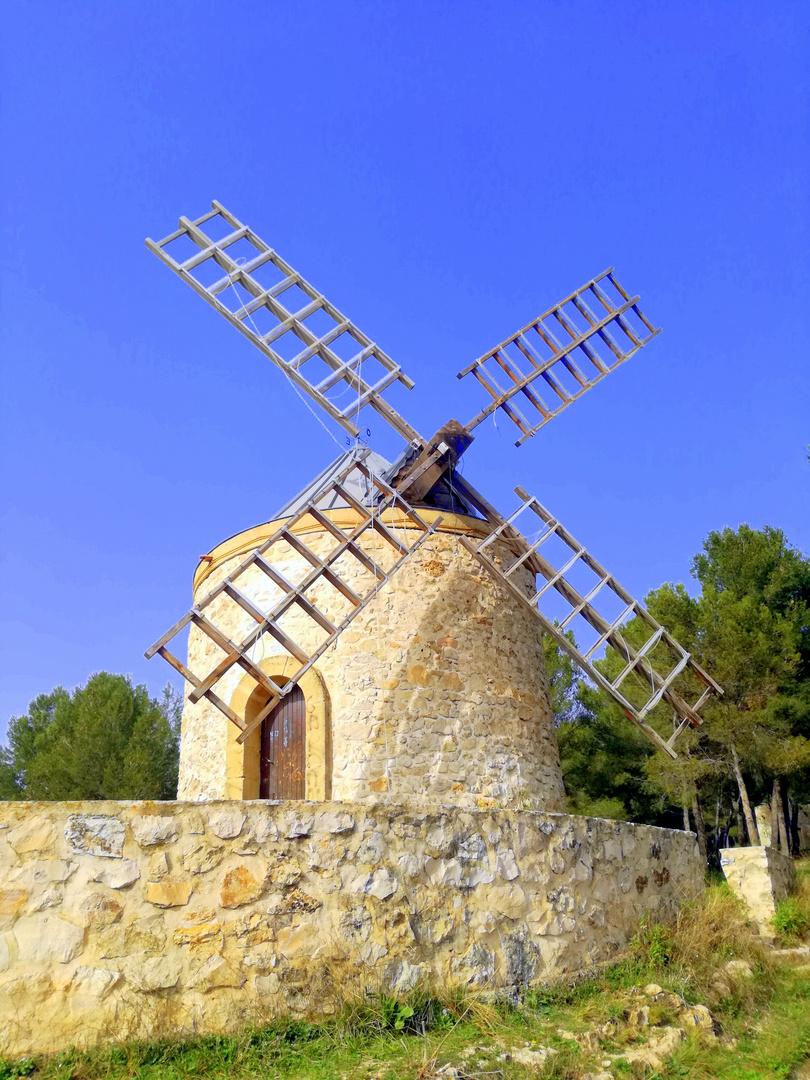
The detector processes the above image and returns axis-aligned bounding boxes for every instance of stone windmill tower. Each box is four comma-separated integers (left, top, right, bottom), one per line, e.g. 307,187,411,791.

145,203,722,808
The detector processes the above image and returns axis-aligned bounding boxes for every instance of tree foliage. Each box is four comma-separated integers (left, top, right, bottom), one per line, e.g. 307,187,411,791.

547,523,810,853
0,673,182,801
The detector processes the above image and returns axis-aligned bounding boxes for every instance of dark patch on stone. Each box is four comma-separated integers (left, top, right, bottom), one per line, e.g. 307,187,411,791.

503,928,540,985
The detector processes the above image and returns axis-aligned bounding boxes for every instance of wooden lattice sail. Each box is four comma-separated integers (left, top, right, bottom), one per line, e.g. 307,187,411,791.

145,201,722,758
459,486,722,758
146,451,442,742
458,269,660,445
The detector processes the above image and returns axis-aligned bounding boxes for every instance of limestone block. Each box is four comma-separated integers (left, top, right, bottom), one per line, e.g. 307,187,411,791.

317,812,354,833
8,858,76,889
255,972,280,995
0,972,53,1004
209,810,246,839
496,850,520,881
485,884,528,920
227,910,276,948
173,917,224,950
720,846,797,932
384,958,423,993
180,840,226,875
284,814,313,839
9,816,57,855
14,915,85,964
221,867,264,908
0,885,28,928
458,833,487,862
426,857,462,888
146,881,193,908
406,664,432,686
97,915,165,958
191,955,244,990
127,955,182,992
77,892,124,927
365,869,399,900
460,865,495,888
130,816,178,847
72,966,121,1000
0,935,9,972
252,815,280,843
357,832,387,864
277,921,322,957
90,859,140,889
149,852,169,880
65,815,125,858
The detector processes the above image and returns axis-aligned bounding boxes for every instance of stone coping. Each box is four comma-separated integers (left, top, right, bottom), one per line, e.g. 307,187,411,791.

192,509,489,589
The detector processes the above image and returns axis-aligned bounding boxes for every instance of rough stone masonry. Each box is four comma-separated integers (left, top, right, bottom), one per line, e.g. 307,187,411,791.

0,799,702,1058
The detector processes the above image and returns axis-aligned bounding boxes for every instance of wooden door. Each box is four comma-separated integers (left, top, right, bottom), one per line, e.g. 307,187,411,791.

260,685,306,799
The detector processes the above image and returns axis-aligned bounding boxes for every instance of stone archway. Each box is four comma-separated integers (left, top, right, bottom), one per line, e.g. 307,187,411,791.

226,657,331,800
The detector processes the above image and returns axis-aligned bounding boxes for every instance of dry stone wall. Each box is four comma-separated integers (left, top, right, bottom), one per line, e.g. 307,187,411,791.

720,845,797,934
0,800,702,1058
179,513,566,811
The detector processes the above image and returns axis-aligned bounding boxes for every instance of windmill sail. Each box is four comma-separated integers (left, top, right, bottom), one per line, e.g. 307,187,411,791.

458,269,660,445
459,486,722,758
146,449,442,742
147,201,423,447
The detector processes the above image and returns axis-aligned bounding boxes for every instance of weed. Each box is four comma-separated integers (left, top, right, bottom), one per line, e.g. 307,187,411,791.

0,1060,36,1080
631,917,674,967
773,895,810,944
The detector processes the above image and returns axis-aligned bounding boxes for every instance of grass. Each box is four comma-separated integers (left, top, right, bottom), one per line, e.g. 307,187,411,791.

2,861,809,1080
772,860,810,945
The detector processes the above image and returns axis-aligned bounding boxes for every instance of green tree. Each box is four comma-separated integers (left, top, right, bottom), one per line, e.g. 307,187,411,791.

0,674,182,801
547,524,810,857
691,525,810,850
545,634,666,823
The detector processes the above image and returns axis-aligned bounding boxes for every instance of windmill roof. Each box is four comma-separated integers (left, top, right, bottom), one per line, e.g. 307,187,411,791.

273,444,482,520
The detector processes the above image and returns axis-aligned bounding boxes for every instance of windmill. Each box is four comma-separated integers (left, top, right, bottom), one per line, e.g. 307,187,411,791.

144,200,722,798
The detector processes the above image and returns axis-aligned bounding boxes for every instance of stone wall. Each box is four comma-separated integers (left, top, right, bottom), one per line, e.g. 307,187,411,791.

179,511,566,812
0,800,702,1058
720,846,797,934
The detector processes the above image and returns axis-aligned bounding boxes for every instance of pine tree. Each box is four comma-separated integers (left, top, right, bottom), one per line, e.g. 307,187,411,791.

0,674,182,801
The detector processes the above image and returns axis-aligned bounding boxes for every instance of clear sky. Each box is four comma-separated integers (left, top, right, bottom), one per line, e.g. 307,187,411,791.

1,1,808,737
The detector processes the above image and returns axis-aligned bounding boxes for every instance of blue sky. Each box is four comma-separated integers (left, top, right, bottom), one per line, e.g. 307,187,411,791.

1,1,808,735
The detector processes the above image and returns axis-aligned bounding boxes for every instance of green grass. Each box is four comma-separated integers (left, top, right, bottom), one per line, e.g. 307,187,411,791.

2,863,809,1080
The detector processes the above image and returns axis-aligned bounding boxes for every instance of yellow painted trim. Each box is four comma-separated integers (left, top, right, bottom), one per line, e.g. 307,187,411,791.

193,509,490,592
226,659,330,801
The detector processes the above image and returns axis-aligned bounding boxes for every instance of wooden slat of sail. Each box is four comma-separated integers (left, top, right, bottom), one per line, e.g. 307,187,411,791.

146,201,423,447
145,449,443,742
459,486,723,759
458,269,661,445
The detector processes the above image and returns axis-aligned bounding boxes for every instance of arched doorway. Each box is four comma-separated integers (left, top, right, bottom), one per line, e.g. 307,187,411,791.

259,684,306,799
227,660,330,800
